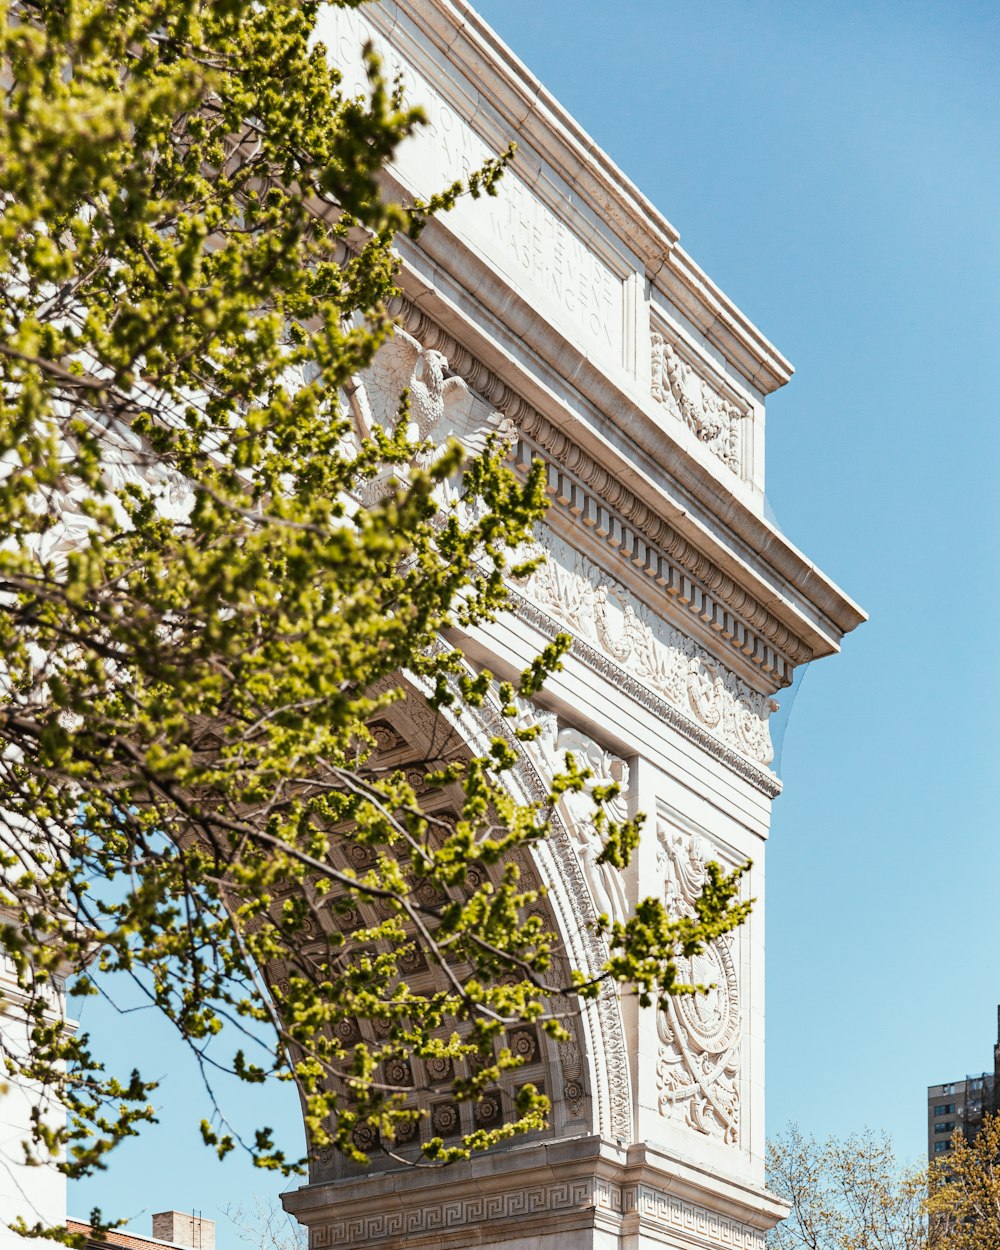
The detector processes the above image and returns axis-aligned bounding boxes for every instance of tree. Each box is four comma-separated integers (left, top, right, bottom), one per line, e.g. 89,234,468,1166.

226,1198,306,1250
925,1111,1000,1248
767,1125,927,1250
0,0,751,1229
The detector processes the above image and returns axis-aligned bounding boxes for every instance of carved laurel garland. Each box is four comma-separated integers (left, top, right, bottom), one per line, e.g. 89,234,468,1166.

391,295,813,675
516,533,778,769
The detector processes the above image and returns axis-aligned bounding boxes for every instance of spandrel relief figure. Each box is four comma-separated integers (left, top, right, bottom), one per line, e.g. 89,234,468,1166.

12,410,193,568
513,697,630,928
555,727,631,928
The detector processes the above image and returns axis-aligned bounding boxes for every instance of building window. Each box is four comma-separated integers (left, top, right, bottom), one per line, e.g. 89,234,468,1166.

941,1084,956,1094
934,1104,955,1116
934,1122,955,1133
934,1142,950,1154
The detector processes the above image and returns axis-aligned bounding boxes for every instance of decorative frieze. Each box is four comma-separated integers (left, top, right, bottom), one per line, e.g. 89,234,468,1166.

651,331,749,475
656,825,742,1146
304,1171,767,1249
628,1185,766,1249
510,592,780,797
517,531,778,767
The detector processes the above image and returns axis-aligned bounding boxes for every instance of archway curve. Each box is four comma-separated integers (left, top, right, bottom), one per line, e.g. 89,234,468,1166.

271,669,634,1184
421,673,634,1147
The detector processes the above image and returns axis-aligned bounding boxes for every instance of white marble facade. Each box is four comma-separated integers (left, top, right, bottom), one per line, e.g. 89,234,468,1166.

0,2,864,1245
0,958,69,1250
282,4,864,1250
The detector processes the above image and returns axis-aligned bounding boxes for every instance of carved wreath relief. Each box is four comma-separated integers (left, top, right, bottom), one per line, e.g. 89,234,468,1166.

518,532,776,766
650,331,748,476
656,824,741,1146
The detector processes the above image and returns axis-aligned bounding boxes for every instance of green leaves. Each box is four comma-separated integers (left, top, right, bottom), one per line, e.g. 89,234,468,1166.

0,0,751,1211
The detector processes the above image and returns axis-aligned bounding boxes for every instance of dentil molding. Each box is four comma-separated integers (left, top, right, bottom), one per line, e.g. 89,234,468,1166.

392,295,812,681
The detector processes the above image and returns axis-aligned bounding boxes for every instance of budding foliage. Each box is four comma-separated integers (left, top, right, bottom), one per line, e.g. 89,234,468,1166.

0,0,749,1226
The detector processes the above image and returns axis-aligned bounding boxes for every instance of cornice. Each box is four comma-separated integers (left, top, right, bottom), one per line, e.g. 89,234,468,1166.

391,293,861,671
384,0,793,394
328,3,865,662
511,425,807,677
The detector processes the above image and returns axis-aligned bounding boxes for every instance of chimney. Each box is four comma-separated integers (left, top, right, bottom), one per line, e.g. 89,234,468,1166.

151,1212,216,1250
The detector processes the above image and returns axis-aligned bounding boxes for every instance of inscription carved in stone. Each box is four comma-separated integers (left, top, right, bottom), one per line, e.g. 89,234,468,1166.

322,6,626,364
656,824,741,1146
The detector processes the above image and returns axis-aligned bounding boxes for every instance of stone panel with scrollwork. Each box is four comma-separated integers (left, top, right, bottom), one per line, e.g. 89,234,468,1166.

651,330,750,476
656,822,743,1147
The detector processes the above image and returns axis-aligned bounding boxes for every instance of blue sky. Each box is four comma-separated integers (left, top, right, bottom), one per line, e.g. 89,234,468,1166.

71,0,1000,1236
469,0,999,1160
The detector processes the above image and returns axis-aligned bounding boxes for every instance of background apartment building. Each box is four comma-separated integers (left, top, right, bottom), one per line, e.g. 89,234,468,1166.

927,1007,1000,1160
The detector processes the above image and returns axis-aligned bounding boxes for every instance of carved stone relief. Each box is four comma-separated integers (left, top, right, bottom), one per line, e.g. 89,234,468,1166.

462,689,632,1143
651,331,748,476
397,295,811,676
517,531,777,766
348,328,514,508
512,697,631,928
656,824,741,1146
16,410,194,570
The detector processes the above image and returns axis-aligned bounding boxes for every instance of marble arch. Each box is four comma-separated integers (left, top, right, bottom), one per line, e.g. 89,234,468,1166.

279,4,865,1250
288,670,634,1184
0,2,866,1247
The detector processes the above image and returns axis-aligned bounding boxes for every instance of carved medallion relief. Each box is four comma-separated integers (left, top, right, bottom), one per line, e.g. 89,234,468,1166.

656,822,742,1146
